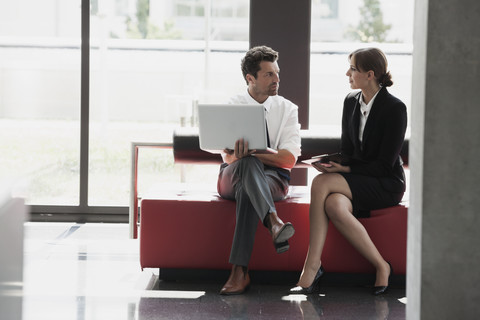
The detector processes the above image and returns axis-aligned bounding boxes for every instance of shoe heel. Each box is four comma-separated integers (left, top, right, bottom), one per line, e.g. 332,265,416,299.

306,269,323,293
275,240,289,253
289,266,325,294
372,261,393,295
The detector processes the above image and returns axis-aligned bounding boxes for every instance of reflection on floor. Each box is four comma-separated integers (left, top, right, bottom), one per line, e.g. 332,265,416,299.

20,223,406,320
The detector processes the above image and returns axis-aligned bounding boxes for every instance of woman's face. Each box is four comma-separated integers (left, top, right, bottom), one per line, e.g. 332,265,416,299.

346,56,369,90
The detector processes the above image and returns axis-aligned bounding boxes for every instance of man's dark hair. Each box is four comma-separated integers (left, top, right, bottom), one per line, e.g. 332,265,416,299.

241,46,279,85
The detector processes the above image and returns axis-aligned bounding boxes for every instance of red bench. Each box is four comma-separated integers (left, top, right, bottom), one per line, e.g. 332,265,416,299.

131,128,409,277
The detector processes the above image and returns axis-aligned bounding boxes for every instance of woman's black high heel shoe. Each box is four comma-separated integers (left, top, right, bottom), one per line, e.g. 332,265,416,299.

289,266,325,294
372,262,393,296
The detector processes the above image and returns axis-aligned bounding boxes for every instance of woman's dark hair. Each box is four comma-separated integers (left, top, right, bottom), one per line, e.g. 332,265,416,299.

241,46,279,84
349,47,393,87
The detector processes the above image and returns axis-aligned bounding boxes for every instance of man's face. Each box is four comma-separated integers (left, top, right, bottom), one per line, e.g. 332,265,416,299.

247,61,280,101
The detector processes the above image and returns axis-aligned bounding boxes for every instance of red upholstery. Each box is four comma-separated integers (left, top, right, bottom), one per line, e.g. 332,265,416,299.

139,185,407,275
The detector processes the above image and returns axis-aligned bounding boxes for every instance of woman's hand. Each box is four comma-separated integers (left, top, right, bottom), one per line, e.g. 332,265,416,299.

313,161,351,174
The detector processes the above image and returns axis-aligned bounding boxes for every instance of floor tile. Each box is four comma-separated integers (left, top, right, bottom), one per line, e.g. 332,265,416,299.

17,223,406,320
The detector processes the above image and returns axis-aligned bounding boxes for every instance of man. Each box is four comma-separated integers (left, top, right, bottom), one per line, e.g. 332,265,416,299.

217,46,301,295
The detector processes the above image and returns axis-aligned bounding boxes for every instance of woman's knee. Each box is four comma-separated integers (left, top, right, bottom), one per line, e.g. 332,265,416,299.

311,173,352,198
325,193,351,221
311,174,329,194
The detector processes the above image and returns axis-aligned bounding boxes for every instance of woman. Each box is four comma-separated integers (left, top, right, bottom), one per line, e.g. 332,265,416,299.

291,47,407,295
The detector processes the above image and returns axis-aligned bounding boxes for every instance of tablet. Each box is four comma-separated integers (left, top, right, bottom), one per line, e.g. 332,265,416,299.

197,104,277,154
301,152,351,170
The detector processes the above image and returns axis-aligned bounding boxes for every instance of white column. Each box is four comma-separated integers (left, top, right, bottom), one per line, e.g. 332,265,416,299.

408,0,480,318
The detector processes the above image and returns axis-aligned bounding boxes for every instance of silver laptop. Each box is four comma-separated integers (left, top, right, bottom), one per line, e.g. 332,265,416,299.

197,104,277,154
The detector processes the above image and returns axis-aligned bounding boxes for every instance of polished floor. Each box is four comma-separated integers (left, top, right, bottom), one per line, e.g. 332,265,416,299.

18,223,406,320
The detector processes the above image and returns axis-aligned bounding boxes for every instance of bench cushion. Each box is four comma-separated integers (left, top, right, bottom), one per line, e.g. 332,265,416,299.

139,185,407,274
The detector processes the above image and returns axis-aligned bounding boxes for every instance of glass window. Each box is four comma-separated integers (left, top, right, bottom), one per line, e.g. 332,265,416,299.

175,0,204,17
89,0,249,206
0,1,81,205
312,0,339,19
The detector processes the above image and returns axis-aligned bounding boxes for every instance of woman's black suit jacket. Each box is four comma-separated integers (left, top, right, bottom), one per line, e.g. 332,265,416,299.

341,87,407,194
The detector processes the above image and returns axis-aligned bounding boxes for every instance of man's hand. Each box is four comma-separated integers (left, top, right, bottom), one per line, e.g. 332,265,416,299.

234,139,256,159
223,139,256,164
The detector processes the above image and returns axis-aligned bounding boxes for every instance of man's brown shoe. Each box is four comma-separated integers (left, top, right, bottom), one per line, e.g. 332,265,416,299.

220,265,250,295
266,212,295,253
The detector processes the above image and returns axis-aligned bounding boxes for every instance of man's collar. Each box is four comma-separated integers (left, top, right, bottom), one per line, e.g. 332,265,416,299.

245,89,272,112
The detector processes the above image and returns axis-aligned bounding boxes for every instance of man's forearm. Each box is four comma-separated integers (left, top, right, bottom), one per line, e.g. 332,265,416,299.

254,149,296,169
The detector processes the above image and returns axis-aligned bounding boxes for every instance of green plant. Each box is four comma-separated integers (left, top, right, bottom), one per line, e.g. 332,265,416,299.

346,0,391,42
125,0,182,39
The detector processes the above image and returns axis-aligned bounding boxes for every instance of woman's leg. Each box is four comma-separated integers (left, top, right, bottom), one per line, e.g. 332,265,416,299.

296,173,353,288
325,193,390,287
